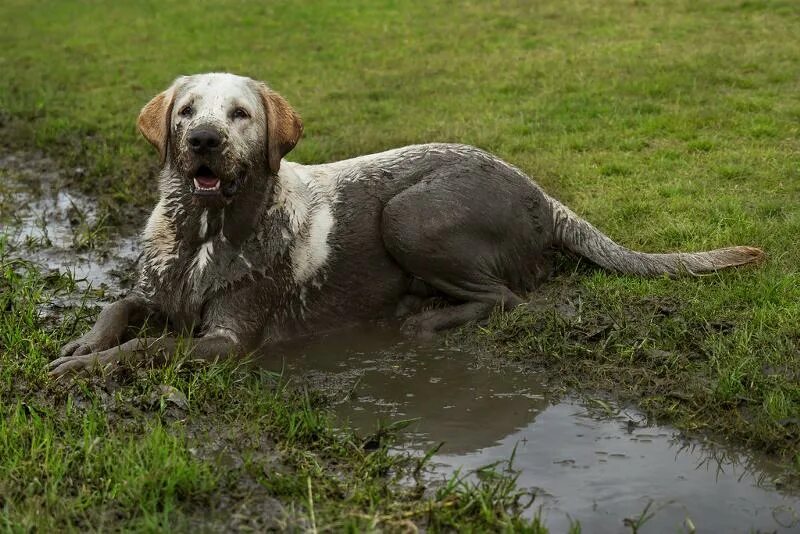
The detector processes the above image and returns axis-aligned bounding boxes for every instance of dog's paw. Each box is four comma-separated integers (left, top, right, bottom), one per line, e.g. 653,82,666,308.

48,350,119,379
59,333,115,358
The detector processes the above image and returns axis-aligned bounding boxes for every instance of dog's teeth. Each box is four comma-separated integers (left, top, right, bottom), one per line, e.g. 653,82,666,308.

193,178,221,191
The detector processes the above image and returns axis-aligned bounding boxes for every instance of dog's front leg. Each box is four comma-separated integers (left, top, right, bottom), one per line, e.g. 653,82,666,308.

48,334,240,378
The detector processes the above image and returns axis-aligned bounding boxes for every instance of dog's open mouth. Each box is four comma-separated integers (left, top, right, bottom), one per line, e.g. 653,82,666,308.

190,164,243,203
193,166,221,195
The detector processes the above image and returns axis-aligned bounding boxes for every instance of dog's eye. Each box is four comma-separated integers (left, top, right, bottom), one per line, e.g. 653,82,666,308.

232,107,250,120
179,105,193,118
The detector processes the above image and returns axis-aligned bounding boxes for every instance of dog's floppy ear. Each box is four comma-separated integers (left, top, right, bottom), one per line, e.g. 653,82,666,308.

137,82,177,164
257,83,303,174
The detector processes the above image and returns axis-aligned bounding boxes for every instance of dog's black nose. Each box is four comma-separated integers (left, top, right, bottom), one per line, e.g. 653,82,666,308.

188,129,222,153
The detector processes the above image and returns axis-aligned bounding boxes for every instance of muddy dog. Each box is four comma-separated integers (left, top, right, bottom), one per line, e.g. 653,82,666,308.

49,73,764,376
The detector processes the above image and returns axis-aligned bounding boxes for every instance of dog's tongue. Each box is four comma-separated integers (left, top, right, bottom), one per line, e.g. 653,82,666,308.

195,176,219,188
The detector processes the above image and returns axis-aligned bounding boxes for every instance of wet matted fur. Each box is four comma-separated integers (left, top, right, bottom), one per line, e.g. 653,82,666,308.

50,73,764,376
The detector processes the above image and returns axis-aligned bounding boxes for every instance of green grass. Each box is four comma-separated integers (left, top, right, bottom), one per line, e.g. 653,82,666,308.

1,0,799,529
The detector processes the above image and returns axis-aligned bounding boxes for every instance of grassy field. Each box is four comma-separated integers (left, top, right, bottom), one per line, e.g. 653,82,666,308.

1,0,799,529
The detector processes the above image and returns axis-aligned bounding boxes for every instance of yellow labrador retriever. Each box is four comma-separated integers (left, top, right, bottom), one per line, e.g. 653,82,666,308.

50,73,763,376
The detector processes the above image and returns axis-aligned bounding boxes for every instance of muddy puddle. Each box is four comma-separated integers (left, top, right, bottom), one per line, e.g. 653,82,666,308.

0,152,139,301
263,328,800,533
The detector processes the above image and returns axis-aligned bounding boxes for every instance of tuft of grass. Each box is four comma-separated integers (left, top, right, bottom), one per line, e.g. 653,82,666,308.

0,402,217,531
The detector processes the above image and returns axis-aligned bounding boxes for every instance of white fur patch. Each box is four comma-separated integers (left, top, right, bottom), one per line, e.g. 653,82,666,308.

271,164,310,234
291,204,334,284
199,209,208,239
142,200,177,275
192,241,214,279
273,162,337,284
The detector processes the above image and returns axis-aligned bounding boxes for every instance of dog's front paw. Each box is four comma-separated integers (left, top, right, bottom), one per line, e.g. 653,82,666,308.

47,349,120,378
59,332,116,359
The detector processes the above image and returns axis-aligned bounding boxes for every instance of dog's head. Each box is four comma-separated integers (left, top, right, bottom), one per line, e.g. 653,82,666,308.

137,73,303,206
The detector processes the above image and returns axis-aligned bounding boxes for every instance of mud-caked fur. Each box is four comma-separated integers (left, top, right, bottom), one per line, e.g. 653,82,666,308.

50,73,764,376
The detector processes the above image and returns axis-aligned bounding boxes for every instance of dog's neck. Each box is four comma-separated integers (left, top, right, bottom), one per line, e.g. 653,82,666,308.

155,164,280,247
146,161,327,264
139,164,291,310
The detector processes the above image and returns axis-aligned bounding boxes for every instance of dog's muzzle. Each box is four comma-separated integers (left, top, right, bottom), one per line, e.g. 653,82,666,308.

184,128,242,203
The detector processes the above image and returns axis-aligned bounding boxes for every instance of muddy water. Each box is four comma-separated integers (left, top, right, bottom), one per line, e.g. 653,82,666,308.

263,328,800,533
0,152,139,298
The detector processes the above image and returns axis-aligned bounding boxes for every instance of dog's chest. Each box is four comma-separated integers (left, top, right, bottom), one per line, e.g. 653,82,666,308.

138,200,334,332
141,241,245,328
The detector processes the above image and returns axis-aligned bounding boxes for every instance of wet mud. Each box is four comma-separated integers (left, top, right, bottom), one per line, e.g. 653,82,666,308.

263,328,800,533
0,151,139,303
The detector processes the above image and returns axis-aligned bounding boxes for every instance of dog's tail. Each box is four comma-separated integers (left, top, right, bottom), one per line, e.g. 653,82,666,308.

549,198,764,277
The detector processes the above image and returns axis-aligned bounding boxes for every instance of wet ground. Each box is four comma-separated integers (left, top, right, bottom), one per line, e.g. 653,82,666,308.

3,152,799,532
0,152,139,302
263,329,800,533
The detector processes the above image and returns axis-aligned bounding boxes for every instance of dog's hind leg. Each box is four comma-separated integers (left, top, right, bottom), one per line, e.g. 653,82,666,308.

402,301,492,338
382,180,533,337
400,287,522,338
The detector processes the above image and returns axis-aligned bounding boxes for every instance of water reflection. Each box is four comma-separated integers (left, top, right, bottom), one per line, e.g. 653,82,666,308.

261,327,800,533
263,325,548,454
